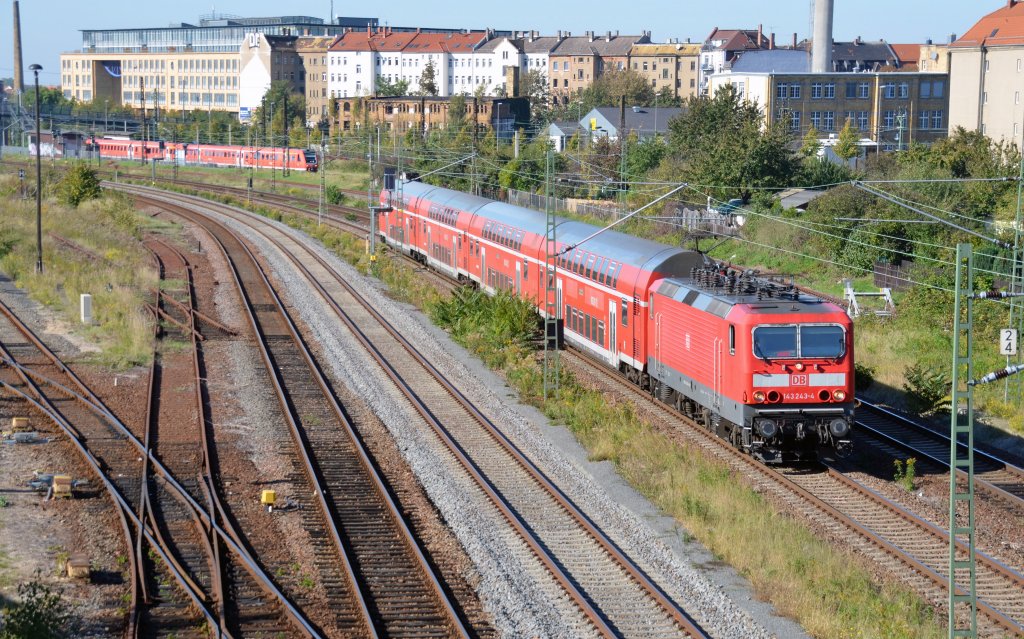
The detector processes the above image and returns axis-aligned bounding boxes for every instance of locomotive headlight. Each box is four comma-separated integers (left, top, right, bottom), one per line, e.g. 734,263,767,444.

757,419,778,439
829,418,850,438
833,390,847,402
794,362,805,371
753,390,766,403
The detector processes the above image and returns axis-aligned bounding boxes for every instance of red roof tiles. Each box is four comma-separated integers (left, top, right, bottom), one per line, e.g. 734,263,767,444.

953,1,1024,48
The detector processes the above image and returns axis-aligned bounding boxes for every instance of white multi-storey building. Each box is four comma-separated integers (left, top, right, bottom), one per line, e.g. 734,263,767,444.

328,28,489,98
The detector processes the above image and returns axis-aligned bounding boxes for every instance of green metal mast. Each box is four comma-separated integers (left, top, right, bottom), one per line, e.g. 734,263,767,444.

543,148,560,400
1006,150,1024,402
948,242,978,639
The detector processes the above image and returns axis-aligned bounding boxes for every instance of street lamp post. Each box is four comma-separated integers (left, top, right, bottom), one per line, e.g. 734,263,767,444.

30,63,43,274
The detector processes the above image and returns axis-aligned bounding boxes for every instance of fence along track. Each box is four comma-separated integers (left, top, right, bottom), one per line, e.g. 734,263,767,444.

565,348,1024,638
137,193,471,638
122,185,710,639
0,296,321,638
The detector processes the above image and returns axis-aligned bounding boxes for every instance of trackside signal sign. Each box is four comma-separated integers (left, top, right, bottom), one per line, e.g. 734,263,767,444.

1000,328,1018,356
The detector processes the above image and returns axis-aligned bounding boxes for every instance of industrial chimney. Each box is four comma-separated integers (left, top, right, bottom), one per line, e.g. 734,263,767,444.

13,0,24,93
811,0,834,73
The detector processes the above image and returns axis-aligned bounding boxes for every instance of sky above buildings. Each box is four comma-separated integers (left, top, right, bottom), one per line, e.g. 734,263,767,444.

0,0,998,87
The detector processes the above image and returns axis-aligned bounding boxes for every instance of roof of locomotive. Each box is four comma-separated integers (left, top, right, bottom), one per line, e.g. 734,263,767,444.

655,274,845,320
395,180,696,271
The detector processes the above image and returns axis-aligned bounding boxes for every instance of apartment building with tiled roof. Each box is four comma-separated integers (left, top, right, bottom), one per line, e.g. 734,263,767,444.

548,31,650,104
630,42,702,100
326,28,489,98
949,0,1024,141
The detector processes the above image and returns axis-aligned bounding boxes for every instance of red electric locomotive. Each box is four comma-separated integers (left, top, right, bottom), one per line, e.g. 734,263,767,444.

379,180,854,462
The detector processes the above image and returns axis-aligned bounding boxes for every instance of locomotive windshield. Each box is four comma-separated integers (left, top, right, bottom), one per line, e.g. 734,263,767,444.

304,150,318,163
752,324,845,359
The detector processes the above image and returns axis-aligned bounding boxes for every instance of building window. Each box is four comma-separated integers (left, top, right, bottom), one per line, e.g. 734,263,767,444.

932,111,943,129
823,111,835,131
883,83,896,99
777,83,789,99
883,110,895,128
858,111,869,130
824,82,835,99
921,82,931,98
811,82,822,99
811,111,821,129
933,80,944,98
898,82,909,98
662,69,669,79
918,110,930,129
790,111,801,130
643,61,648,71
845,81,857,98
790,84,801,99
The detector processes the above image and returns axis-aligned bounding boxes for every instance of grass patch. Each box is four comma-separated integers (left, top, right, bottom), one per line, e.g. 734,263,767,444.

0,179,157,368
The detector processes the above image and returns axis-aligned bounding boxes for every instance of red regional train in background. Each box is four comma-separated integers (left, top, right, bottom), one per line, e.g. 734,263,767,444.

85,136,318,172
379,179,854,463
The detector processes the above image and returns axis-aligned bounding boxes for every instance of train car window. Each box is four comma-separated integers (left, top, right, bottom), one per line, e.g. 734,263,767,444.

800,325,845,358
649,293,654,320
621,299,628,327
584,254,596,279
752,325,797,359
729,325,735,355
586,315,592,340
523,261,528,279
598,321,605,346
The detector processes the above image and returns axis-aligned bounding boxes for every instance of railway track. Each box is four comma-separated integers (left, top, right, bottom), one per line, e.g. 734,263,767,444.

558,347,1024,637
855,400,1024,509
117,184,711,638
0,288,320,638
131,189,473,638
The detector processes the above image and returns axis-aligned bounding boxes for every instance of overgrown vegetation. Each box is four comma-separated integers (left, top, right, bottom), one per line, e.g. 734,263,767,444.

894,458,918,492
0,575,75,639
0,176,157,368
54,163,101,207
902,363,951,415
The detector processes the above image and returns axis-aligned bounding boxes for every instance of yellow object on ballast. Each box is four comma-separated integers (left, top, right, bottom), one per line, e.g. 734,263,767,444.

260,490,276,506
11,417,30,432
52,475,73,498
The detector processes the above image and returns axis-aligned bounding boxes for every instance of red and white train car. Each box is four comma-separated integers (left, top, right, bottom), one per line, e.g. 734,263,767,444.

86,137,318,172
380,180,854,462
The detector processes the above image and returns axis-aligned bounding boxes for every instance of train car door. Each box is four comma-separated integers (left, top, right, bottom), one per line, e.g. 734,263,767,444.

515,262,521,294
481,246,487,289
655,312,663,376
609,300,617,359
426,226,431,262
453,237,458,273
713,338,723,409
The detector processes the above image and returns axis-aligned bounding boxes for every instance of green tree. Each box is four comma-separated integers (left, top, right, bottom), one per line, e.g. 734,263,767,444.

419,60,438,96
521,68,551,121
800,126,822,158
664,84,798,201
376,77,410,97
832,119,860,162
449,94,468,130
1,576,74,639
55,163,102,207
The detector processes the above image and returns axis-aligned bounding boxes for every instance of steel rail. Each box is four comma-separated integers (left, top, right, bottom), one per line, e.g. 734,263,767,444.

145,193,471,638
572,350,1024,637
0,297,321,638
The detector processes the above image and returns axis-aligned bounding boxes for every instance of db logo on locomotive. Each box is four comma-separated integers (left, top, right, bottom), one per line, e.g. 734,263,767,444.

790,374,809,386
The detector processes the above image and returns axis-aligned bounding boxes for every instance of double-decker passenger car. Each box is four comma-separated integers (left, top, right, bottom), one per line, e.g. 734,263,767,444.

379,180,854,462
